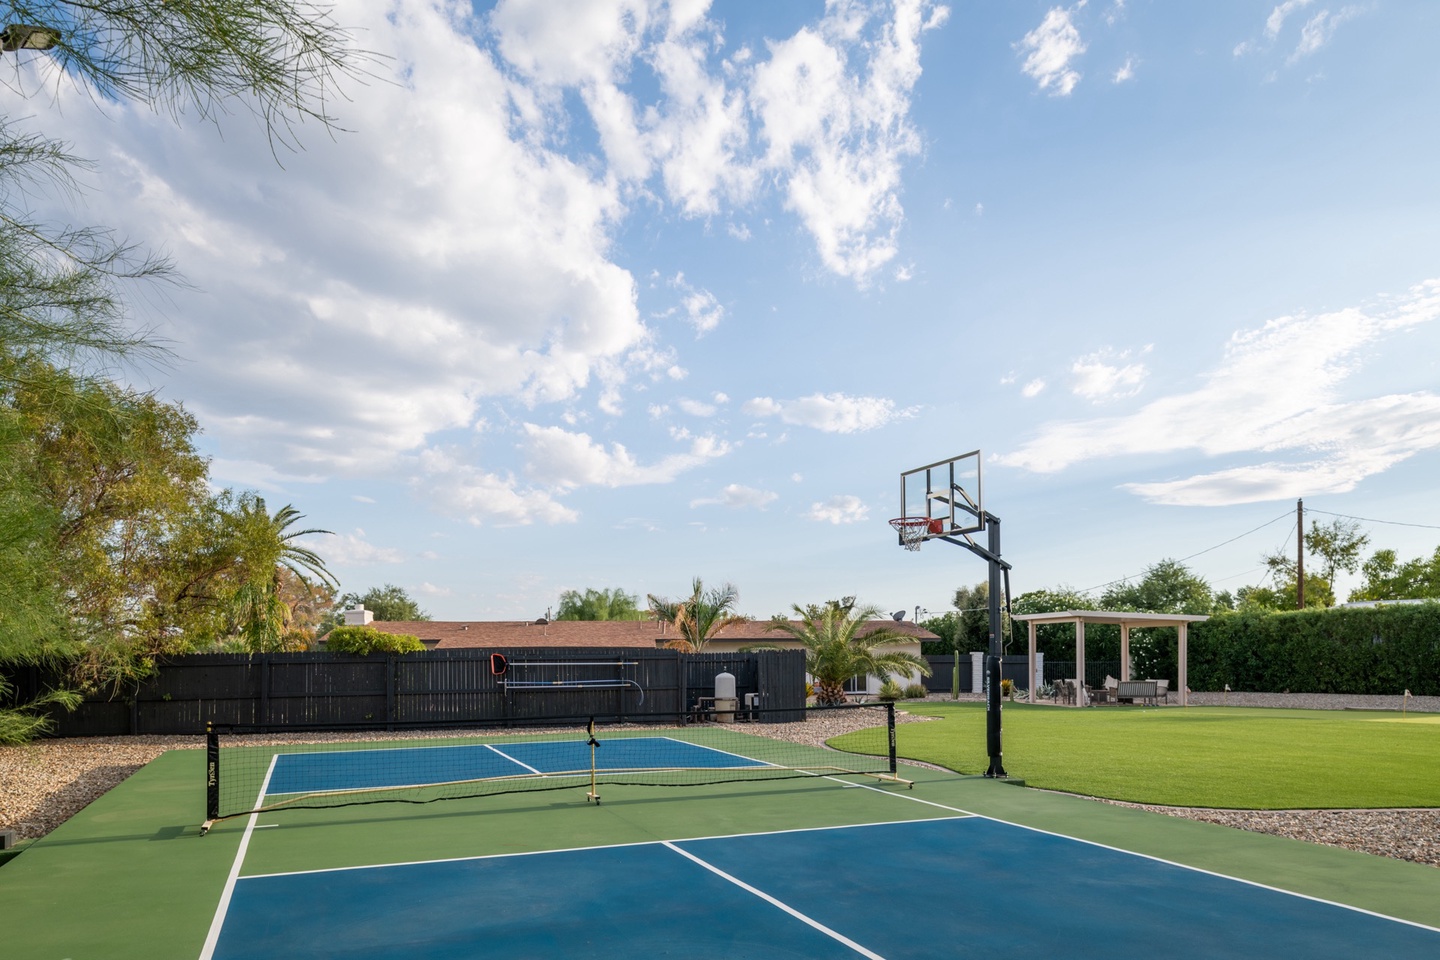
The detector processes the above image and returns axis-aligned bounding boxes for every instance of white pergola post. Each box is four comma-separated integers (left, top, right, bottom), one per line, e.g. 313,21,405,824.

1027,621,1038,704
1075,619,1086,707
1179,622,1189,707
1120,624,1131,681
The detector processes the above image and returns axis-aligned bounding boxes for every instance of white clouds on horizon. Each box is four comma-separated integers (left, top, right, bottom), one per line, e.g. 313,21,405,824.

306,529,406,566
690,483,779,510
1016,3,1087,97
997,280,1440,506
742,392,914,433
807,495,870,524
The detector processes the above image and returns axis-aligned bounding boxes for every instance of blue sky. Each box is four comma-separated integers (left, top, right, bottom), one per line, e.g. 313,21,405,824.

11,1,1440,619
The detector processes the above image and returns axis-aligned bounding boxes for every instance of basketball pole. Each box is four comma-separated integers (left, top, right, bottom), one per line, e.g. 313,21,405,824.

934,511,1010,778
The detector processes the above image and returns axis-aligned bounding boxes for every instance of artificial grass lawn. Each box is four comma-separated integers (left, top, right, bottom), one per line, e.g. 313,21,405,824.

831,702,1440,809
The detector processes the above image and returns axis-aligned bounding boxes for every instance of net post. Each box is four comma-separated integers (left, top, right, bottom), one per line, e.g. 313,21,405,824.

886,702,897,777
585,716,600,805
202,723,219,835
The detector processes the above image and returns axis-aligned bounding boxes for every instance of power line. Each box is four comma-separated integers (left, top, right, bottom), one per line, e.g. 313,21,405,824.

1078,509,1294,594
1307,508,1440,531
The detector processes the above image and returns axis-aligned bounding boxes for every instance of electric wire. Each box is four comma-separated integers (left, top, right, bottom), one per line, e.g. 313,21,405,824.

1306,508,1440,531
1078,509,1294,594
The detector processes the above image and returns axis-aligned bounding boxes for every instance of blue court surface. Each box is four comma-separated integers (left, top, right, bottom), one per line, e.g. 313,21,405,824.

266,736,766,795
208,816,1440,959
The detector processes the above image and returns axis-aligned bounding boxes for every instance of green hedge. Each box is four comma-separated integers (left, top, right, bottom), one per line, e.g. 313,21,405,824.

1188,604,1440,695
322,626,424,655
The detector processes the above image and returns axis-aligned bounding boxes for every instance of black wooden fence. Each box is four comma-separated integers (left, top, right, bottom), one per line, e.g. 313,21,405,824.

6,648,808,737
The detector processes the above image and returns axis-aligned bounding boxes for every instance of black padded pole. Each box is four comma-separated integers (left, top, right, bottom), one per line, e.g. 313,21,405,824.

984,516,1007,778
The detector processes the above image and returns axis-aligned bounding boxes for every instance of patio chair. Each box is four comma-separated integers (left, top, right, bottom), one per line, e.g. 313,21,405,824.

1149,679,1171,703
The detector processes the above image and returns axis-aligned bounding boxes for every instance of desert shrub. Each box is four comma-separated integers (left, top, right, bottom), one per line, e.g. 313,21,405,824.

904,682,929,699
878,678,903,701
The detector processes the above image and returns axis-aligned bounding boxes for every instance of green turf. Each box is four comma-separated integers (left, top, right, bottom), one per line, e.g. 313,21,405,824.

833,702,1440,808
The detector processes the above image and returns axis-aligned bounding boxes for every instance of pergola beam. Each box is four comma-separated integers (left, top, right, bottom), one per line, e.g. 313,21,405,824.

1017,611,1208,707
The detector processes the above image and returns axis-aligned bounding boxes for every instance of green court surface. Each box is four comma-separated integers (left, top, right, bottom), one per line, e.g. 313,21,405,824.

3,725,1439,959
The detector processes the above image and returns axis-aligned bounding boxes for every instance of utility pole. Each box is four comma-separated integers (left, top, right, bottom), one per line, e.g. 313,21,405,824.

1296,498,1305,609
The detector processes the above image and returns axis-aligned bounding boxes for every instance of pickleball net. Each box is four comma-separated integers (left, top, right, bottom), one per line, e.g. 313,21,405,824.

201,703,907,833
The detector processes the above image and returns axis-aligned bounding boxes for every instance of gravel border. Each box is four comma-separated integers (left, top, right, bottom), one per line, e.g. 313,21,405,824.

2,693,1436,868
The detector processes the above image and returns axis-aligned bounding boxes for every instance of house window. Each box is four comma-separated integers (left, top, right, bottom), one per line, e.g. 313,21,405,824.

844,674,869,694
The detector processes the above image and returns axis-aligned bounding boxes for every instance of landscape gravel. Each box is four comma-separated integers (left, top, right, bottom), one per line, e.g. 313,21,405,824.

2,692,1435,868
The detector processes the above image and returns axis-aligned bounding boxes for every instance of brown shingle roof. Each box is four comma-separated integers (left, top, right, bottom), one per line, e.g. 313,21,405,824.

365,618,935,650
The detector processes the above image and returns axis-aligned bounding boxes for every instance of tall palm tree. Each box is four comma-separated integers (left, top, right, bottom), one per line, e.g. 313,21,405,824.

228,497,336,652
767,602,932,706
647,577,746,653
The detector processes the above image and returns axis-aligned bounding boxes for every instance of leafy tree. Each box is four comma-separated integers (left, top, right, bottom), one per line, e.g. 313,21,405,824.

1258,519,1370,608
222,498,336,652
1100,559,1213,615
647,577,746,653
323,626,423,655
1349,546,1440,601
556,587,644,621
332,584,431,624
764,603,931,706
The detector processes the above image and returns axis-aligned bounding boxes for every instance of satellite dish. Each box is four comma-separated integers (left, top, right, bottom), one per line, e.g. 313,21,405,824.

891,610,907,621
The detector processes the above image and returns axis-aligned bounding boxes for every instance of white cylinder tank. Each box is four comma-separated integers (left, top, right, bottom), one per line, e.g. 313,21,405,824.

714,671,737,722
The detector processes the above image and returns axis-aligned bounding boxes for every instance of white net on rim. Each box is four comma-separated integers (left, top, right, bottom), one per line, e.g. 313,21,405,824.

889,517,931,552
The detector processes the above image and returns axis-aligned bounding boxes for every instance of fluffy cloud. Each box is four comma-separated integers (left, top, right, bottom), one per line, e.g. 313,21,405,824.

307,529,406,566
1016,4,1087,96
742,393,913,433
997,280,1440,505
807,495,870,524
11,0,945,511
416,447,579,526
522,424,730,490
1071,346,1150,402
690,484,779,509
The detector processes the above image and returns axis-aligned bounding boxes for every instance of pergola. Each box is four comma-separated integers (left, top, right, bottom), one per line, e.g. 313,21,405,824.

1012,610,1210,707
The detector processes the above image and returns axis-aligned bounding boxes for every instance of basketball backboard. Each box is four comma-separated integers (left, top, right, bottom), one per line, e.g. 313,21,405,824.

897,450,984,543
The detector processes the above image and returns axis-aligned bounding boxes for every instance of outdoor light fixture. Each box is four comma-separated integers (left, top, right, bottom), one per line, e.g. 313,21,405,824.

1,24,61,53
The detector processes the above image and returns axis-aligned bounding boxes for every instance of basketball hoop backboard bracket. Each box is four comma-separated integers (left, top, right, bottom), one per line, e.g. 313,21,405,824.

898,450,984,543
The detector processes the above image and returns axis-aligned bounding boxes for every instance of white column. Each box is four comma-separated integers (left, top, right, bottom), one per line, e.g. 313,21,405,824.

1120,624,1131,681
1075,620,1086,707
1179,623,1189,707
971,651,984,695
1027,622,1037,704
1036,652,1045,693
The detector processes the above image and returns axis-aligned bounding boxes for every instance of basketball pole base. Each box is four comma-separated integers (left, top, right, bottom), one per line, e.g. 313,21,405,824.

984,759,1007,778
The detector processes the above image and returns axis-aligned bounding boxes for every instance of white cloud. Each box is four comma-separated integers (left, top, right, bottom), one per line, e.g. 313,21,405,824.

690,483,779,509
807,495,870,524
1071,346,1150,401
1266,0,1314,39
750,0,950,281
678,397,718,417
712,391,730,404
522,423,730,490
1112,57,1135,83
418,582,452,597
352,495,377,504
1016,4,1088,96
1288,8,1361,64
742,392,913,433
416,447,579,526
996,280,1440,505
727,222,752,240
671,273,725,335
1021,379,1046,398
309,529,406,566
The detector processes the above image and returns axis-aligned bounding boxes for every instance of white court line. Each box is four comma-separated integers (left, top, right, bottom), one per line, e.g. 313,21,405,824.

484,743,545,776
662,841,888,960
198,753,280,960
846,771,1440,935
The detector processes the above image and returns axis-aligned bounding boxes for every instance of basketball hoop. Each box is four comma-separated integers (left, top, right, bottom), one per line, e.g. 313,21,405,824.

890,517,932,552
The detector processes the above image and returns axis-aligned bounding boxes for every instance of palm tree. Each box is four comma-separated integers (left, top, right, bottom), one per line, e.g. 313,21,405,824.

227,497,337,652
767,601,932,706
647,577,746,653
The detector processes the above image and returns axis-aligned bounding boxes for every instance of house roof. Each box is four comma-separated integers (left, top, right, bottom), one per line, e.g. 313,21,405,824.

363,618,937,650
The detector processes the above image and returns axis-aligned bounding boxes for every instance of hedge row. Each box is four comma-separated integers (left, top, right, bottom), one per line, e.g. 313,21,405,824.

1188,604,1440,696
